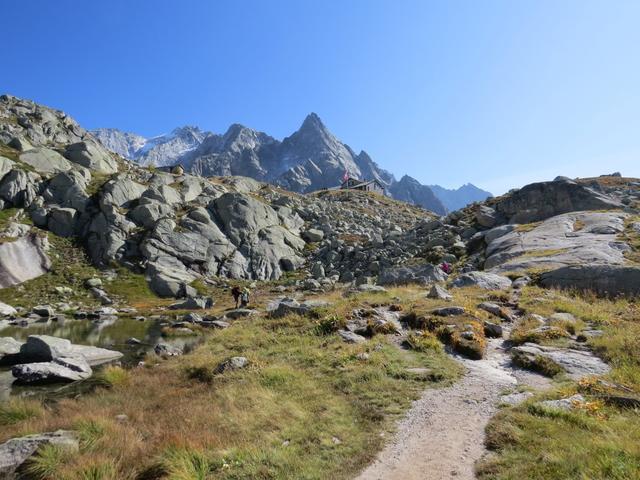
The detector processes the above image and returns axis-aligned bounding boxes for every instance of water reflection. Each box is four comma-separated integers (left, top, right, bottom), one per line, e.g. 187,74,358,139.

0,316,192,400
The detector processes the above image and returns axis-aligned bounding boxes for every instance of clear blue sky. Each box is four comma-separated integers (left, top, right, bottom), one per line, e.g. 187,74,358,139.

3,0,639,194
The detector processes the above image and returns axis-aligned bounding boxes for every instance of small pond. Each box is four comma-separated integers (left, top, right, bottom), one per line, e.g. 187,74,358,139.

0,315,197,400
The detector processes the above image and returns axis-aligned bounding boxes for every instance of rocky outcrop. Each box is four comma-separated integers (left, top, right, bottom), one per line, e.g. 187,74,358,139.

267,298,330,318
94,112,485,213
540,265,640,296
511,343,610,379
0,232,51,288
64,141,119,173
12,356,92,384
491,179,622,224
378,263,447,286
485,211,630,272
15,335,123,366
1,94,638,301
0,430,78,478
451,271,512,290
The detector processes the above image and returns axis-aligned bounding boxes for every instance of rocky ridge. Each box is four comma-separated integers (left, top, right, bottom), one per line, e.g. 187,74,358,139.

93,114,491,214
1,94,640,302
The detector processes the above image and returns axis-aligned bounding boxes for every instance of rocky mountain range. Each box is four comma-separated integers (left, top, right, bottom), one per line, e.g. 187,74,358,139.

429,183,493,212
93,115,491,214
1,94,640,479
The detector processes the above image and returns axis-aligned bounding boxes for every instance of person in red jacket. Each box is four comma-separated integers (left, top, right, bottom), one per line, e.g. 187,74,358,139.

440,261,452,274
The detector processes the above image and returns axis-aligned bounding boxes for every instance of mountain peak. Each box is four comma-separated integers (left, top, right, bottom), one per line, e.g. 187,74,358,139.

299,112,329,134
170,125,202,136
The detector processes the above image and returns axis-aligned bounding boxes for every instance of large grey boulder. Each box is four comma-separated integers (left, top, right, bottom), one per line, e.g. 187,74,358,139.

12,356,92,383
179,176,204,202
67,345,123,366
142,218,211,265
145,255,197,297
485,211,630,272
64,141,118,173
128,200,172,229
47,206,78,237
42,170,90,211
86,204,137,266
0,156,15,178
493,179,622,224
378,263,447,286
475,205,499,228
141,184,182,205
19,147,73,173
427,284,453,300
0,233,51,288
0,170,39,207
212,192,280,245
303,228,324,242
244,225,305,280
0,338,22,365
432,306,466,316
511,343,610,379
17,335,122,366
540,265,640,296
220,176,262,193
6,136,33,152
451,271,512,290
338,330,367,344
99,174,146,208
18,335,72,362
268,298,329,318
483,321,503,338
223,308,257,320
0,303,17,316
0,430,78,478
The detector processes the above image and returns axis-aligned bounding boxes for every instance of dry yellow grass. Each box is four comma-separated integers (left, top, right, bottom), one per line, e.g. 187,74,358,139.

2,285,462,479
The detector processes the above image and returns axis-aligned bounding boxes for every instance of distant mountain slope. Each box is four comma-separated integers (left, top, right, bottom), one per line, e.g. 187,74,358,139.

389,176,446,215
94,115,464,215
429,183,493,211
92,126,207,167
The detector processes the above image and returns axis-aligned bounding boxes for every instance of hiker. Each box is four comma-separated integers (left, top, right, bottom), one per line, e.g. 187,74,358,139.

440,261,452,274
231,286,242,308
240,287,250,308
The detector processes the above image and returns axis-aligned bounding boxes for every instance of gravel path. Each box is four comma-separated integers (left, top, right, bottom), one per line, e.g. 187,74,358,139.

356,330,551,480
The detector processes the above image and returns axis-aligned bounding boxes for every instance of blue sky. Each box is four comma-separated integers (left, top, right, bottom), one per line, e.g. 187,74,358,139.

2,0,639,194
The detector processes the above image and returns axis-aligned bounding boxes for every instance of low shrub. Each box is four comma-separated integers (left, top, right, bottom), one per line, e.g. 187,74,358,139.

406,331,443,353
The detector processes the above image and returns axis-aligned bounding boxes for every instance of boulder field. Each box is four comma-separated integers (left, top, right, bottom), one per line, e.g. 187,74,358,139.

0,94,639,301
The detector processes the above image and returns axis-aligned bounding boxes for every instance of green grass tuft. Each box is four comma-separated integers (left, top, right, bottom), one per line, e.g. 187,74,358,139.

0,398,43,426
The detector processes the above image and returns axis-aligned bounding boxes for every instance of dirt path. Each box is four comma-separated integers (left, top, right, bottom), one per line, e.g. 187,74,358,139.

356,328,551,480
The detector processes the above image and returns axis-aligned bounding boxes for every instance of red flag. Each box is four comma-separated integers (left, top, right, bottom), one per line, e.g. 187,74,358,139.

342,170,349,183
